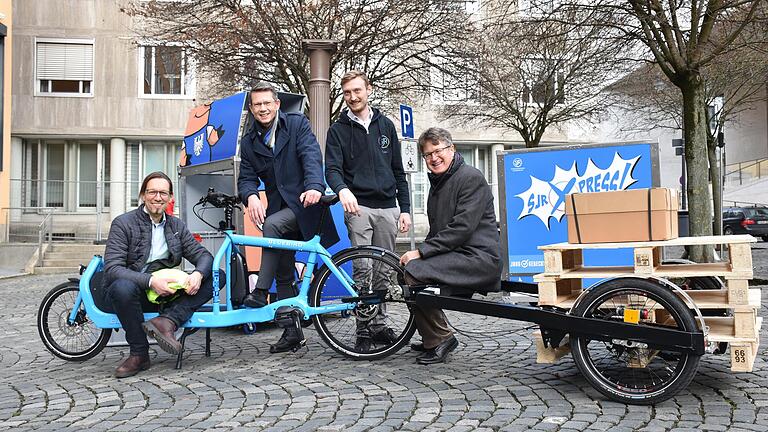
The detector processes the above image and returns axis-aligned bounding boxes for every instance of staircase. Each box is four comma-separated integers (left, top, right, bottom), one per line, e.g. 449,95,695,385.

35,243,105,275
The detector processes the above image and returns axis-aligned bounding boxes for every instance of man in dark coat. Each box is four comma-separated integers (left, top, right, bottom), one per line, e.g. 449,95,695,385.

400,127,502,365
104,171,214,378
238,81,339,353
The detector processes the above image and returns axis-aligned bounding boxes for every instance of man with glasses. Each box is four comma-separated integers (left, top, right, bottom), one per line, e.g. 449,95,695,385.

238,81,339,353
400,128,502,364
325,70,411,352
104,171,215,377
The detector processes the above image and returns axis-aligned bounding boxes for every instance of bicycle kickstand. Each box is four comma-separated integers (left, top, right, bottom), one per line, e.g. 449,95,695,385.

175,328,195,370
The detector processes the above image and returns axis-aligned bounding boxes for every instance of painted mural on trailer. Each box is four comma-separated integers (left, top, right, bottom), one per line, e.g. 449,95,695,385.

179,92,248,167
503,143,657,280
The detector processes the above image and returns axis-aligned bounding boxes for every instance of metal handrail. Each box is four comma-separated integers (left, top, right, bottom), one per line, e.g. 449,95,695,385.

37,208,56,259
724,157,768,179
725,156,768,173
2,207,58,243
722,200,768,208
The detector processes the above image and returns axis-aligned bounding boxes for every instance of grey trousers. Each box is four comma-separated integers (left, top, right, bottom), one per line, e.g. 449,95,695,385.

255,207,300,299
344,205,400,333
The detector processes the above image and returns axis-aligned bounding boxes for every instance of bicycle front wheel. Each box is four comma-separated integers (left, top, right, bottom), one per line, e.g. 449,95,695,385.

38,281,111,361
570,278,700,405
310,247,415,360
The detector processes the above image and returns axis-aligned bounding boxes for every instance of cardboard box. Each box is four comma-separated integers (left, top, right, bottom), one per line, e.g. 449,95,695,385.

565,188,679,243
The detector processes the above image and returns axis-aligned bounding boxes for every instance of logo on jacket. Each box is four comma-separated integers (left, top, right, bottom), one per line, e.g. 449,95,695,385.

379,136,390,152
514,153,640,229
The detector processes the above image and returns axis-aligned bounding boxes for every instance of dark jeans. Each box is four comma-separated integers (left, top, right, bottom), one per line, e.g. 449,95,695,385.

256,207,299,300
107,273,220,356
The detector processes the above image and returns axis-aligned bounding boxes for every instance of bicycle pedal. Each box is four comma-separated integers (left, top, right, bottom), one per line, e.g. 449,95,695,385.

274,306,304,328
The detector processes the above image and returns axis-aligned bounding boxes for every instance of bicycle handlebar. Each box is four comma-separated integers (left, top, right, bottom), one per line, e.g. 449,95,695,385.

198,188,240,209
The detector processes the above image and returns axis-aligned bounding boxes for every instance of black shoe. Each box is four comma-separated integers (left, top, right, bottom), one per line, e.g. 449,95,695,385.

416,335,458,365
355,330,372,352
371,327,398,344
410,342,427,352
243,289,269,308
269,327,302,353
416,348,435,361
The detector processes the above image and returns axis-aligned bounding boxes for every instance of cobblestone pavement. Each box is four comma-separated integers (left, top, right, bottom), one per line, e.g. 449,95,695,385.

1,244,767,431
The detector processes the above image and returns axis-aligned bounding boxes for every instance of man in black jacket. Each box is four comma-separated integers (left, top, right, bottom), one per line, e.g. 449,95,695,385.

325,70,411,351
104,171,214,378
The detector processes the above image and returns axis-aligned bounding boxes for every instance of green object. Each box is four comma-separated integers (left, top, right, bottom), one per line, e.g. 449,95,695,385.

146,269,189,304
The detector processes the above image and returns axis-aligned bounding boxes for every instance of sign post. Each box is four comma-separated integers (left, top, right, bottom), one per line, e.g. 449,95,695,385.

399,104,416,250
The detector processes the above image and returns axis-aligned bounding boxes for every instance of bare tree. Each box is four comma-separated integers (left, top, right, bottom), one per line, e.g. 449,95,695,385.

592,0,766,262
610,43,768,237
124,0,474,118
576,0,768,262
439,3,632,147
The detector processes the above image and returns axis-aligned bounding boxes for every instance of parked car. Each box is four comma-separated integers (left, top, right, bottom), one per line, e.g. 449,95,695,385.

723,206,768,240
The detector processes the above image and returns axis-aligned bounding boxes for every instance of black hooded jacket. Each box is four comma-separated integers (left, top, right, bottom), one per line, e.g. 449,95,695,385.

325,108,410,213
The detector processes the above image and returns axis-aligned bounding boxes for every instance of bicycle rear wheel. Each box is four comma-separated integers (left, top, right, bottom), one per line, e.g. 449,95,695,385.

310,247,415,360
570,278,700,405
38,281,111,361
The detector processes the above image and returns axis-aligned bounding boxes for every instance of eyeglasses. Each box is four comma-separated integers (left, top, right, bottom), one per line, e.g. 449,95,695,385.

250,100,275,109
421,145,453,160
145,190,171,199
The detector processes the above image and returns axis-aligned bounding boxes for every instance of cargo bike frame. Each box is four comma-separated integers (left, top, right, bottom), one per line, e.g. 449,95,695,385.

38,191,707,405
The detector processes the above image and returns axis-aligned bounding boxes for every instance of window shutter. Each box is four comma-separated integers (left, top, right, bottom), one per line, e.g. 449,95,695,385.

37,42,93,81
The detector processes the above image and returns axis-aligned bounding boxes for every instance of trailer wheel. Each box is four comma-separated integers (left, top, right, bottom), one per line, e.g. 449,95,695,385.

570,278,700,405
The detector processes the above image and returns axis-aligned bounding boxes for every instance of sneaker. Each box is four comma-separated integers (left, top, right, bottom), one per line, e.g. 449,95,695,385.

371,327,398,344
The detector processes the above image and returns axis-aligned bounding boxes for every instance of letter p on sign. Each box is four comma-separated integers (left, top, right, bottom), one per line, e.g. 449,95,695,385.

399,104,414,139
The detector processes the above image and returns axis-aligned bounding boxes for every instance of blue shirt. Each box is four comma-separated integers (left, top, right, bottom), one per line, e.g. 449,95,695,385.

142,208,170,285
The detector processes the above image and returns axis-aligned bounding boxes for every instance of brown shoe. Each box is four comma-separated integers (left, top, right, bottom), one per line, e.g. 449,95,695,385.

114,354,150,378
142,316,182,355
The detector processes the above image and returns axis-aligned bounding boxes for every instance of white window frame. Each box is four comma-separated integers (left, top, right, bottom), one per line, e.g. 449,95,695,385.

137,44,196,100
430,54,480,106
34,37,95,98
520,57,566,106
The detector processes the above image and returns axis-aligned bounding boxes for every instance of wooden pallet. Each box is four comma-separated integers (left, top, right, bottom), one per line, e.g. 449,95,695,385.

532,234,761,372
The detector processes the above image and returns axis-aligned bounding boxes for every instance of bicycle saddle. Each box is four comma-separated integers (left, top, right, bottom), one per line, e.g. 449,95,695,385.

319,194,339,206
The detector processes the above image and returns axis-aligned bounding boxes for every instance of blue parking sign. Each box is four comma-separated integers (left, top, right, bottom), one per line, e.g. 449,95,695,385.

399,104,414,139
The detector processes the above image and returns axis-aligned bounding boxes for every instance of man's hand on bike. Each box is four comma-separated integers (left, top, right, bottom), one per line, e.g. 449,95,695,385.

150,278,177,297
339,188,360,216
247,194,266,225
300,189,322,207
400,250,421,266
185,271,203,295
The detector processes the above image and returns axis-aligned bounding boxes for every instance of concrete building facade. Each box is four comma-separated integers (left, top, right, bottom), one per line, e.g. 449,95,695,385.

8,0,195,241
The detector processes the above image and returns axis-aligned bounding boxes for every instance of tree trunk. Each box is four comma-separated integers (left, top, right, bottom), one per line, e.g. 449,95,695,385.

681,77,715,262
